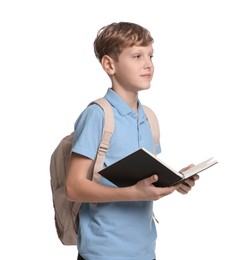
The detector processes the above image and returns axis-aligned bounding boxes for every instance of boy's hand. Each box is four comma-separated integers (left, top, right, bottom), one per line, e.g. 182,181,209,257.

133,174,179,201
176,164,200,194
132,163,200,200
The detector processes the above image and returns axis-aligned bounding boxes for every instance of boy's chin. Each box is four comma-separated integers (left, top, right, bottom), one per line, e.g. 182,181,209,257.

139,85,151,91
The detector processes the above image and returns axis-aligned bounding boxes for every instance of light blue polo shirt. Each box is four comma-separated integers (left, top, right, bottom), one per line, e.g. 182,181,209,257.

72,88,161,260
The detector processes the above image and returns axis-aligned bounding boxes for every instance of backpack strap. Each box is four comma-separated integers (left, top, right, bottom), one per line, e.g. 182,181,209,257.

142,105,160,155
142,105,161,224
89,98,114,183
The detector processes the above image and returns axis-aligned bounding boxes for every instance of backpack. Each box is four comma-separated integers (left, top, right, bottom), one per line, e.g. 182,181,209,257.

50,98,160,245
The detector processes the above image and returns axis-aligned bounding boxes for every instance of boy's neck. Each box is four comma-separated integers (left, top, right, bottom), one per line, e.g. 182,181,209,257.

112,87,138,112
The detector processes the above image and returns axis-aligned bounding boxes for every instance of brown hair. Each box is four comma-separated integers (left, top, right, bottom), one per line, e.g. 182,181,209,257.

94,22,154,62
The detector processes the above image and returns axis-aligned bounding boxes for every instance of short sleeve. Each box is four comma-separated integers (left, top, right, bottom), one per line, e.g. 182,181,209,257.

72,104,104,160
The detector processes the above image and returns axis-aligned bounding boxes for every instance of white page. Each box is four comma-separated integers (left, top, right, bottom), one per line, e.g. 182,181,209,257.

181,157,218,179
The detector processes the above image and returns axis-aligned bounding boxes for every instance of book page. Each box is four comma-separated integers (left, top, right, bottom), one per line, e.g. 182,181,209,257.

180,157,218,179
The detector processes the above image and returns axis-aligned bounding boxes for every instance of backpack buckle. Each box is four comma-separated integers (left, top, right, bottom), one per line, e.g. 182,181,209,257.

98,131,112,155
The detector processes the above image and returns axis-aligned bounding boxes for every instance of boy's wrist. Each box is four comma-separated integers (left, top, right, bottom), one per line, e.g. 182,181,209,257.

117,186,138,201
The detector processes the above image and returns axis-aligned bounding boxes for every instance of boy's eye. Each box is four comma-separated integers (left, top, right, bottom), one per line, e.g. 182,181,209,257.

132,54,154,59
133,54,141,59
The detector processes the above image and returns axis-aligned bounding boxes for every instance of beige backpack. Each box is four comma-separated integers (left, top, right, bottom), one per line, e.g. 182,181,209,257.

50,98,160,245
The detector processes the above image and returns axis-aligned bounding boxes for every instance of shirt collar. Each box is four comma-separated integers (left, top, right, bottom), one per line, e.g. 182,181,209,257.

104,88,147,123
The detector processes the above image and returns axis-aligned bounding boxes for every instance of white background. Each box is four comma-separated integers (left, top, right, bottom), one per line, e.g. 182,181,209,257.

1,0,251,259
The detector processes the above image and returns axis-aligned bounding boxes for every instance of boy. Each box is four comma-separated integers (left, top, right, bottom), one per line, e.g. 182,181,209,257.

66,22,199,260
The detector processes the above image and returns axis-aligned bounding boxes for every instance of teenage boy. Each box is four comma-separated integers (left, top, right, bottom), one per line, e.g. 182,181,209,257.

66,22,199,260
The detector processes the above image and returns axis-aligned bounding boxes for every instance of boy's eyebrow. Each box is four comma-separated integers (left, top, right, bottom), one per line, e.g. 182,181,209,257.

129,45,154,51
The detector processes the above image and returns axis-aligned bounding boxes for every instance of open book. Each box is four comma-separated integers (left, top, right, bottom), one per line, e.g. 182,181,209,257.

99,148,218,187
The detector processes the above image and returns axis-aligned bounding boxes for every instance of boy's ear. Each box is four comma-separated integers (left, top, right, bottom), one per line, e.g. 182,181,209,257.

101,55,115,75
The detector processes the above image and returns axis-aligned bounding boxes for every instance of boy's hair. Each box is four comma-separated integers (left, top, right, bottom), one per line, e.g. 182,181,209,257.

94,22,154,62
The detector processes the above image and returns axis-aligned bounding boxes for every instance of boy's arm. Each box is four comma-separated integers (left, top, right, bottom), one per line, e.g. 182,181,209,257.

65,153,180,203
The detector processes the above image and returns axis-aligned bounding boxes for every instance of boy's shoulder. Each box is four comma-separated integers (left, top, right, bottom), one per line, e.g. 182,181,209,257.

75,101,105,125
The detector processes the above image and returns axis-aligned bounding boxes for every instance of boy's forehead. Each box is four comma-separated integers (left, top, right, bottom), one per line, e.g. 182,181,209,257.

123,44,154,53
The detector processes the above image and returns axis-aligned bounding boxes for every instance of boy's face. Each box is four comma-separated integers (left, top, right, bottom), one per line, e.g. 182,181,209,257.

112,44,154,92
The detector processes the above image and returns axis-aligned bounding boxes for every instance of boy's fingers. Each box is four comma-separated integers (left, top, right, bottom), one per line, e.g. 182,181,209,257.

146,174,158,185
180,163,195,173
